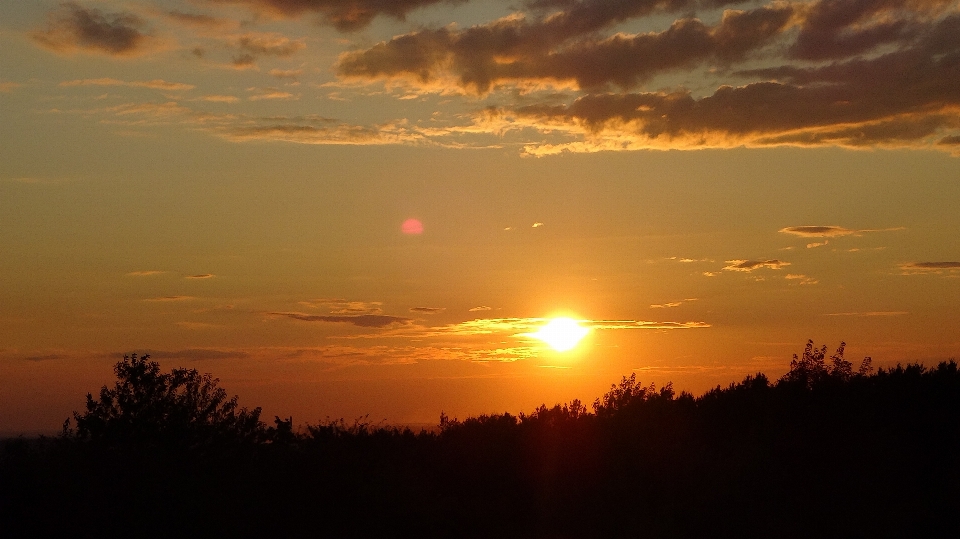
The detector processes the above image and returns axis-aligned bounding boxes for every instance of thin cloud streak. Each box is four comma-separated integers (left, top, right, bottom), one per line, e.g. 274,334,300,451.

269,311,413,328
60,78,195,91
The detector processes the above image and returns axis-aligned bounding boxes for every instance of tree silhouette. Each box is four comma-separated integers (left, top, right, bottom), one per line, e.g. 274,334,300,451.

64,353,263,448
780,340,872,387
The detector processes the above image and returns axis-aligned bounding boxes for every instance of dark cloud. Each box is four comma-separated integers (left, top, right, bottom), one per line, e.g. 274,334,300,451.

165,10,227,28
495,14,960,153
337,4,792,92
210,0,466,31
409,307,445,314
23,354,66,362
330,0,960,153
271,312,413,328
186,274,215,279
33,2,149,56
899,261,960,274
789,0,953,61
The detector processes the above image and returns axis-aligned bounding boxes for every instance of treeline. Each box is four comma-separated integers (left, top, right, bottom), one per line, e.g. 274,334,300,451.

2,342,959,538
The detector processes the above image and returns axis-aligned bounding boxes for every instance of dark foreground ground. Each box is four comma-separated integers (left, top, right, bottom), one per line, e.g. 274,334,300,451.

2,346,959,538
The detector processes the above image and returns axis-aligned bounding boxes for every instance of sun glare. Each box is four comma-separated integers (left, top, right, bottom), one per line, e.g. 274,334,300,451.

528,317,590,352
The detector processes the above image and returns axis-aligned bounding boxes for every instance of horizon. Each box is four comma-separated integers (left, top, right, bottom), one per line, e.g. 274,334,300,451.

2,0,959,436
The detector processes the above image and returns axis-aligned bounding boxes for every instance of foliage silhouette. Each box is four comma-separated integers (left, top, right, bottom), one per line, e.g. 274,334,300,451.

63,353,264,448
2,343,959,538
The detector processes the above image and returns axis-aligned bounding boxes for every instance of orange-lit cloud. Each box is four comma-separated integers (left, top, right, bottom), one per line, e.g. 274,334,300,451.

126,270,166,276
145,295,196,302
427,317,710,337
34,3,153,56
722,259,790,272
298,299,384,315
186,274,215,279
823,311,909,317
785,274,818,285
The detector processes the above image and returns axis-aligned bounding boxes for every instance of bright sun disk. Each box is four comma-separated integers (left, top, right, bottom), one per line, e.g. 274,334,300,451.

528,317,589,352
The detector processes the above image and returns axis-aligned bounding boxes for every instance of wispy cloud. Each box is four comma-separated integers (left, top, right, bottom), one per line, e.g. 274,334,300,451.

779,226,857,238
823,311,909,317
60,78,195,91
469,306,492,312
409,307,445,314
144,348,248,361
785,274,818,285
899,261,960,275
0,82,22,93
426,317,709,337
298,299,384,315
650,298,698,309
144,295,195,302
185,274,215,279
127,270,166,276
270,311,413,328
722,259,790,272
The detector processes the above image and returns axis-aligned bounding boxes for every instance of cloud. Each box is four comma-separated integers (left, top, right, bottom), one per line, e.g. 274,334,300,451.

298,299,384,315
336,5,794,93
409,307,446,314
145,348,249,361
0,82,22,93
722,259,790,272
789,0,953,61
198,95,241,103
271,311,412,328
248,89,298,101
22,354,67,362
269,68,303,80
650,297,698,308
785,273,818,285
126,270,166,276
899,261,960,274
469,306,492,312
144,295,196,302
211,0,466,31
823,311,909,317
185,274,215,279
779,226,858,238
427,317,709,337
175,321,224,330
237,33,305,57
33,2,151,56
165,10,229,28
60,78,195,91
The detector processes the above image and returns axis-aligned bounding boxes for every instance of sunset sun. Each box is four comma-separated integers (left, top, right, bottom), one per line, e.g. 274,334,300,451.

527,317,590,352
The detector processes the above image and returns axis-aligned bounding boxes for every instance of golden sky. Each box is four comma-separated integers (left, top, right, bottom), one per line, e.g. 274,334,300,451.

2,0,959,434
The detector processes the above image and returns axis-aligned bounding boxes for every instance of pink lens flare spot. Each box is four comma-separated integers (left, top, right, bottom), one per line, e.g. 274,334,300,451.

402,218,424,235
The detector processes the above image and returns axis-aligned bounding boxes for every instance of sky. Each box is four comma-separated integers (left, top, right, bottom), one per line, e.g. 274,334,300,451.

2,0,959,435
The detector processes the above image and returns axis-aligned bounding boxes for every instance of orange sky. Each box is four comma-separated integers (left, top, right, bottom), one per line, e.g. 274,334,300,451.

2,0,959,435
